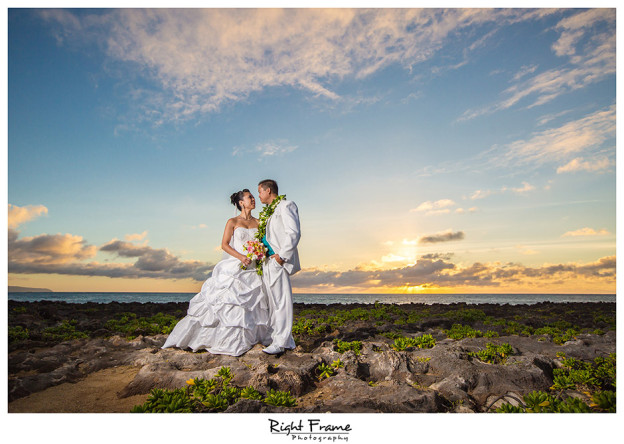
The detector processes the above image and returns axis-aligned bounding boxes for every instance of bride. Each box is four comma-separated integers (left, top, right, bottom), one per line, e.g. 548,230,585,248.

162,189,272,356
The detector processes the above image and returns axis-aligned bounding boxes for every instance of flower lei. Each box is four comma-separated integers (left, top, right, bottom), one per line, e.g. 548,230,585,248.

250,194,285,276
255,195,286,242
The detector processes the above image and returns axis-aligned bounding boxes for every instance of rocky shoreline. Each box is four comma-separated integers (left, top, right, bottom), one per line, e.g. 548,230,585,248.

8,300,616,413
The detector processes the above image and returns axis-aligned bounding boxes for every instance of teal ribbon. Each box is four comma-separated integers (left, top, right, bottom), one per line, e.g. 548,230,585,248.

262,235,275,257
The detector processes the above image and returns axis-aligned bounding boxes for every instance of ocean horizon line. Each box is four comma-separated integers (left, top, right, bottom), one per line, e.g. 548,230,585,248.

7,290,616,295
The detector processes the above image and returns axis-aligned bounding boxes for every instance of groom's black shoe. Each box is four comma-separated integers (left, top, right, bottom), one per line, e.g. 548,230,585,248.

262,344,285,354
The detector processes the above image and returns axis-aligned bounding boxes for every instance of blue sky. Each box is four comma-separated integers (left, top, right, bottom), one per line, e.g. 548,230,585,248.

7,7,616,293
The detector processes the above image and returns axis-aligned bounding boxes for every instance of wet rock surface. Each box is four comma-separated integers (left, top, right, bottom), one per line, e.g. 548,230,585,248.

8,301,616,412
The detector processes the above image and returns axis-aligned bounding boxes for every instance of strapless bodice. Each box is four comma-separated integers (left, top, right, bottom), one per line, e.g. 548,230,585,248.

230,227,258,255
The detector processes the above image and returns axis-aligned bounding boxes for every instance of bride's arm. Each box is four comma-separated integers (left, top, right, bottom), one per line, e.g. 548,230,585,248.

221,219,251,267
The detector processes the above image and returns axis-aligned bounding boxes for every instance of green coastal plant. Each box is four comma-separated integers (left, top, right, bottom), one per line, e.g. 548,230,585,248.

380,331,402,340
333,339,362,355
533,326,579,344
501,321,533,336
439,308,487,323
590,391,616,413
495,390,613,413
202,393,229,411
551,353,615,392
220,386,241,404
331,359,344,369
391,334,436,351
134,388,193,413
497,353,617,413
105,312,179,339
414,334,436,349
240,386,263,400
132,366,298,412
42,319,88,341
9,325,29,342
391,336,413,351
189,378,218,401
468,343,514,364
264,389,297,407
217,366,234,385
317,363,336,380
444,324,483,340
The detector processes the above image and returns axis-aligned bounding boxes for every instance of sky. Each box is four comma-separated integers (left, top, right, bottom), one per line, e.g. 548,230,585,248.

6,7,617,294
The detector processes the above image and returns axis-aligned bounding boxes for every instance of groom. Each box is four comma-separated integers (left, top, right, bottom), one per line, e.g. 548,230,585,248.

257,179,301,354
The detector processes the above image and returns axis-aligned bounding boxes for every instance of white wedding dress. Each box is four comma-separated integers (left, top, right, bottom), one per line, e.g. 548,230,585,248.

162,227,272,356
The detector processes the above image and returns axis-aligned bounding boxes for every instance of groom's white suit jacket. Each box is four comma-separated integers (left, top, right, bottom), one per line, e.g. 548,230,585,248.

266,199,301,276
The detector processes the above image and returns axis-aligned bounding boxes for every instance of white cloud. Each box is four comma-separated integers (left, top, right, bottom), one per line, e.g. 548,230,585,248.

411,199,456,215
401,92,422,104
562,227,609,237
420,104,614,178
459,9,614,121
536,109,574,127
557,157,612,174
255,141,298,157
468,182,538,201
425,209,451,216
232,139,297,159
380,253,412,264
516,245,539,255
488,105,615,170
9,230,97,265
512,64,538,81
455,207,478,214
8,204,48,229
40,8,557,124
511,182,535,194
125,230,148,241
552,9,613,56
469,190,492,200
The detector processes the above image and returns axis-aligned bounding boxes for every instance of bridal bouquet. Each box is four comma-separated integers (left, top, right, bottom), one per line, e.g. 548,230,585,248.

240,239,268,275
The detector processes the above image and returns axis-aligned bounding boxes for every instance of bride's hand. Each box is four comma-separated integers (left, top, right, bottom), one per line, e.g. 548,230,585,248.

240,256,252,267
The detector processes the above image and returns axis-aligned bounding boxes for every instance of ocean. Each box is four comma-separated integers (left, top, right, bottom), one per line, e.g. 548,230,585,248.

7,292,616,305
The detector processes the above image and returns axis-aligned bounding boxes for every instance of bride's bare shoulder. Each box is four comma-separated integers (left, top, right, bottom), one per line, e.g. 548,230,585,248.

224,217,238,229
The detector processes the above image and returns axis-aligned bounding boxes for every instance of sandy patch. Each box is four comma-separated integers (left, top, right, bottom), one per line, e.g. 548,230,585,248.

9,365,149,413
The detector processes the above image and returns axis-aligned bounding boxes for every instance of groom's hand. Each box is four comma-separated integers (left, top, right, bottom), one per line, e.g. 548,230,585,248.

271,254,285,266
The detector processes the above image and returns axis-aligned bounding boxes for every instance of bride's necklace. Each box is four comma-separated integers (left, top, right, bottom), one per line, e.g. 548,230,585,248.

238,213,253,221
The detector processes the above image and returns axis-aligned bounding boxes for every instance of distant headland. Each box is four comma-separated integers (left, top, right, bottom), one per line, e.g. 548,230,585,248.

8,286,53,293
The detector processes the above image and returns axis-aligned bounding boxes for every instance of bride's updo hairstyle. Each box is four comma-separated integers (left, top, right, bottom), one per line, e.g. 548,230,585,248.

230,189,250,211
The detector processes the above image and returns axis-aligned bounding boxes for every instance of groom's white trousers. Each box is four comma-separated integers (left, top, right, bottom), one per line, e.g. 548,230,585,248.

262,257,296,349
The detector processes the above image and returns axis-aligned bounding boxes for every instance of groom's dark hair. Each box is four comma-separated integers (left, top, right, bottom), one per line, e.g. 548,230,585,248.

258,179,278,195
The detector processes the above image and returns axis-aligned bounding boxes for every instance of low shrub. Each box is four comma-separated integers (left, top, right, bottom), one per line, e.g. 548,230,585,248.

132,366,298,412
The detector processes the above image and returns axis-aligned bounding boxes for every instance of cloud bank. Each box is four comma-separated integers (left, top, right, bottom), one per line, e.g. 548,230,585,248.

8,204,214,282
8,204,614,292
292,255,615,291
